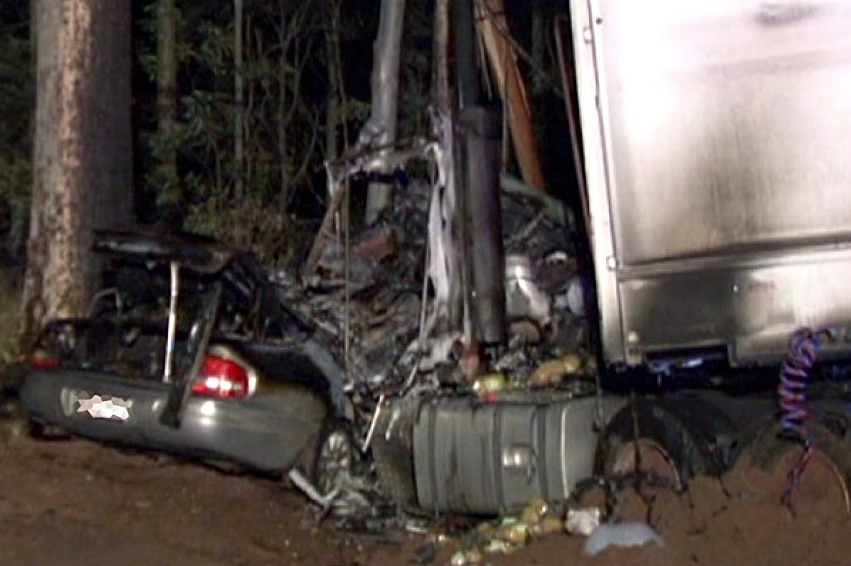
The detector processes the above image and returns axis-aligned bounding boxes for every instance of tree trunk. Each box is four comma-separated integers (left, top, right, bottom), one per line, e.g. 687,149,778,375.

21,0,133,347
278,0,290,205
156,0,178,201
324,0,341,162
234,0,244,200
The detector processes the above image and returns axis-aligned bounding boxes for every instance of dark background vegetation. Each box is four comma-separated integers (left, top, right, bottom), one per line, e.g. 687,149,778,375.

0,0,575,271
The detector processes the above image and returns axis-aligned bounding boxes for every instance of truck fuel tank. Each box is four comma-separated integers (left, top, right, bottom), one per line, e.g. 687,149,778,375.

411,393,625,515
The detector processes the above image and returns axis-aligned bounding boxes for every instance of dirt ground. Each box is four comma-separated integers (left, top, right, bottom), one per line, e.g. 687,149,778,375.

2,416,851,566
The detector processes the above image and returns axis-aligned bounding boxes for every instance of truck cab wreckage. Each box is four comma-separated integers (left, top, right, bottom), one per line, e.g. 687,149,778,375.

290,0,851,525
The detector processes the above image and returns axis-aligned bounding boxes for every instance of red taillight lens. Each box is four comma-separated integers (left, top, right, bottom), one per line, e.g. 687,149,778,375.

191,354,249,398
30,349,59,369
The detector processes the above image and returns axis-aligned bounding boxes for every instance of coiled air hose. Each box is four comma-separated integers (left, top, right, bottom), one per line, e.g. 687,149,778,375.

777,326,835,509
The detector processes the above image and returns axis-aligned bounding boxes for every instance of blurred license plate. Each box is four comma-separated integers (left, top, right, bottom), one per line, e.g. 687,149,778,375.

61,388,133,421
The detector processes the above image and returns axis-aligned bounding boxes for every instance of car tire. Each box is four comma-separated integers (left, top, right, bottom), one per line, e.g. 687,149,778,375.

309,418,357,497
597,395,737,491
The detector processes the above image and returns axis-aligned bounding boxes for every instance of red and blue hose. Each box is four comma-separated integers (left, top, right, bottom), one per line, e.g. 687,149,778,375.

778,328,820,441
777,326,834,509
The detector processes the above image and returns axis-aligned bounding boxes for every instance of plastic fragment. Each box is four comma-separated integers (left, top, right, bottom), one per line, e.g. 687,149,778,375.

565,506,601,536
473,373,506,396
483,539,518,555
533,515,565,535
583,522,665,556
496,518,530,545
529,353,583,386
450,550,467,566
450,547,484,566
520,498,548,525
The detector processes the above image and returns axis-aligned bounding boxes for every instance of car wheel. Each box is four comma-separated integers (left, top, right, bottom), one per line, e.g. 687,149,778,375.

310,419,357,496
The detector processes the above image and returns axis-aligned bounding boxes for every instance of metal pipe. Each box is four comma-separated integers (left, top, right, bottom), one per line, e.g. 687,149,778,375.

344,174,351,385
454,0,479,109
163,261,180,383
362,393,385,452
461,106,507,345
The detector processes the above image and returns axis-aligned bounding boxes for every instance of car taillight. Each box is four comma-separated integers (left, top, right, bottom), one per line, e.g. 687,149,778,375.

30,349,59,369
191,354,249,398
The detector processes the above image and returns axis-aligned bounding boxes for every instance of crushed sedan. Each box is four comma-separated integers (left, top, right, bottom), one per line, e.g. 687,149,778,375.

19,229,355,495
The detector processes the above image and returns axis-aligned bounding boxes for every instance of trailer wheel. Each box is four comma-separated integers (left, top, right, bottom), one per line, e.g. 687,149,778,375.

598,396,736,491
740,423,851,517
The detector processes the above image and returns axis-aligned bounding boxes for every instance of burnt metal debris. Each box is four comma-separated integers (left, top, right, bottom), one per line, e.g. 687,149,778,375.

279,170,592,397
272,137,598,525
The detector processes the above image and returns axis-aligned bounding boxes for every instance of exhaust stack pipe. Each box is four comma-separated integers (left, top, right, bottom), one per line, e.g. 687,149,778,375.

460,106,507,346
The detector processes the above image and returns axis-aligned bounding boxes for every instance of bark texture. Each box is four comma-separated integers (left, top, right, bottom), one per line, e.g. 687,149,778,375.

156,0,178,194
22,0,133,346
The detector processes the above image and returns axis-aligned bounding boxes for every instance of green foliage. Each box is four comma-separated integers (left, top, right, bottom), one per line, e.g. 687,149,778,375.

0,269,22,363
1,0,446,273
139,0,346,266
0,13,33,258
184,190,311,267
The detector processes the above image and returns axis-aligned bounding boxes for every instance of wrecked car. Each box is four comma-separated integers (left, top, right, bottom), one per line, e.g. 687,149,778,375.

20,229,354,494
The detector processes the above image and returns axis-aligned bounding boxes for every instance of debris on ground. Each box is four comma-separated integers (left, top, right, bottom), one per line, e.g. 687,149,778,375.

415,498,600,565
412,491,667,564
6,431,851,566
565,506,602,536
582,521,665,556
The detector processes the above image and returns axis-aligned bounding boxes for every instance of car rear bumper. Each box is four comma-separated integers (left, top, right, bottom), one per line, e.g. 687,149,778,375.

20,369,326,472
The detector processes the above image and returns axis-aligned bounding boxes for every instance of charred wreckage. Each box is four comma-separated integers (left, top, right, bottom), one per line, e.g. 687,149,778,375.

290,138,610,518
16,0,851,545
